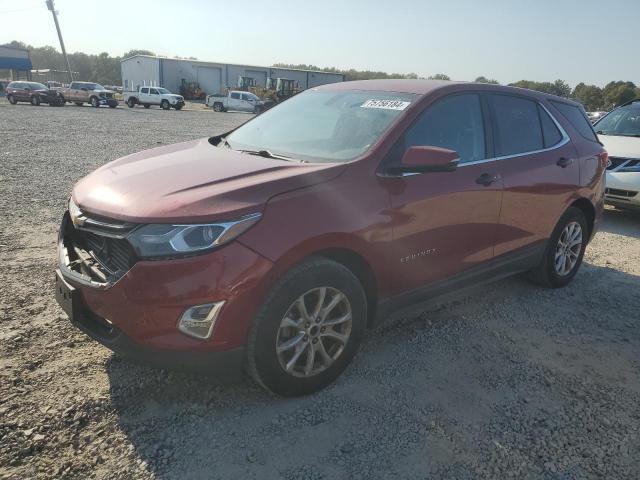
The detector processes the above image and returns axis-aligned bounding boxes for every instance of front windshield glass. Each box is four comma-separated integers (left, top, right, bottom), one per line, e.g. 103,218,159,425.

157,88,171,94
225,89,418,162
595,106,640,137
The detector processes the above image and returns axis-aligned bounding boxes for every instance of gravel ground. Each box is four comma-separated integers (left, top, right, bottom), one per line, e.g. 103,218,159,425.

1,99,639,480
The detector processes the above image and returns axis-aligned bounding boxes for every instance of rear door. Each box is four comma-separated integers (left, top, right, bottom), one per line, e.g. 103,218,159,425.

229,92,242,110
139,87,150,103
487,93,580,257
385,93,503,294
149,88,160,105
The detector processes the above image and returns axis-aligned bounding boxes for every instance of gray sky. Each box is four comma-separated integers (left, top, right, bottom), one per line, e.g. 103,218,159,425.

1,0,638,87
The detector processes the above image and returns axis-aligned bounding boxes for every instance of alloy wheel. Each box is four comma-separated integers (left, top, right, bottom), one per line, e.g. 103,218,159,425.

275,287,352,378
554,221,582,276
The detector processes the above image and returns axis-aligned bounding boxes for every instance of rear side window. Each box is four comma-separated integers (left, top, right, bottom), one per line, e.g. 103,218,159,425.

231,92,241,99
141,87,149,94
404,94,485,163
551,101,599,143
490,95,543,156
538,105,563,148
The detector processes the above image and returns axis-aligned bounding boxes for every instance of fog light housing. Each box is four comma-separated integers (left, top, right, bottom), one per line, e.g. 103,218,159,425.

177,301,225,340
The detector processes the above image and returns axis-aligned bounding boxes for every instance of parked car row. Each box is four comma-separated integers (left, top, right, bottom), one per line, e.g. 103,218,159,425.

4,81,182,110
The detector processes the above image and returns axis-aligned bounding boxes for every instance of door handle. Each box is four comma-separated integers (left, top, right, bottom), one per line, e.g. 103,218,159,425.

557,157,573,168
476,173,500,186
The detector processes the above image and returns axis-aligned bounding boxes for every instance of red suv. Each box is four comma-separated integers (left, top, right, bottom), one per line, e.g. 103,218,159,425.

56,80,606,396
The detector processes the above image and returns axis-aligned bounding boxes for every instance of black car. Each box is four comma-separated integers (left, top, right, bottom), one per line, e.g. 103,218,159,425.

5,81,65,106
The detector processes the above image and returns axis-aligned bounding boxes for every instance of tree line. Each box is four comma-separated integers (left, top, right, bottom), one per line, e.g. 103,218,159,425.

4,41,638,111
276,64,639,111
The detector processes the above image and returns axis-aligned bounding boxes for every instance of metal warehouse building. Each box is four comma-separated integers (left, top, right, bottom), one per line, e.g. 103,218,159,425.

120,55,344,95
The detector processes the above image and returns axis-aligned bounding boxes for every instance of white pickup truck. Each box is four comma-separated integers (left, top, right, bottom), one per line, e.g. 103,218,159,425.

124,86,185,110
206,90,266,113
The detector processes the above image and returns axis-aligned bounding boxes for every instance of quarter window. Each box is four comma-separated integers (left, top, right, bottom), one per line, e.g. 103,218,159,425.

491,95,543,156
231,92,241,100
404,94,485,163
538,105,563,148
552,101,599,143
141,87,149,94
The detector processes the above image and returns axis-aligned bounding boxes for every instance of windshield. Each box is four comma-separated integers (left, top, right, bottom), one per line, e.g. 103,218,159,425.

595,106,640,137
225,89,418,162
157,88,171,94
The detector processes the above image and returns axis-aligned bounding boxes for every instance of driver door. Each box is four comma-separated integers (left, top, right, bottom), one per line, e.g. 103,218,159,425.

384,93,503,295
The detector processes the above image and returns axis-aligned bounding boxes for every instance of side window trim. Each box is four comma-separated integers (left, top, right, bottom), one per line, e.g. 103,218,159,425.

459,97,570,168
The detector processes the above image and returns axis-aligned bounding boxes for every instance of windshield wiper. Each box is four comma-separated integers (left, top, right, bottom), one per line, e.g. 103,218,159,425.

239,149,305,162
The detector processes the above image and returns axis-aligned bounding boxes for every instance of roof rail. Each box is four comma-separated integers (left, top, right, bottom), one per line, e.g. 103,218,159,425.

617,97,640,108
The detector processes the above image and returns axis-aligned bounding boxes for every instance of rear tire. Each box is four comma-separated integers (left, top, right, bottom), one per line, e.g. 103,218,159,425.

161,100,170,110
31,95,40,106
528,206,588,288
246,258,366,397
8,95,17,104
127,98,136,108
213,102,224,112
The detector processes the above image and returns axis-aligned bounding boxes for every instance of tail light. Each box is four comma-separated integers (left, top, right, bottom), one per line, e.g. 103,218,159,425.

598,151,608,169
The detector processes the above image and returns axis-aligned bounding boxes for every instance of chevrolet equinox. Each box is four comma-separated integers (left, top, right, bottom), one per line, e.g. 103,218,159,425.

56,80,607,396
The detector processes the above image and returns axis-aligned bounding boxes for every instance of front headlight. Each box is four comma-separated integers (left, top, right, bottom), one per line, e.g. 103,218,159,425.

127,213,261,258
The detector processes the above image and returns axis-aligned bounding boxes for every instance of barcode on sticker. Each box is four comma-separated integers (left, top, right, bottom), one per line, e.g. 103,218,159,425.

361,99,411,110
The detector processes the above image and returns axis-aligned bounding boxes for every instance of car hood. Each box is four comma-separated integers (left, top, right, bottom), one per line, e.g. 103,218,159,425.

598,134,640,159
73,138,346,223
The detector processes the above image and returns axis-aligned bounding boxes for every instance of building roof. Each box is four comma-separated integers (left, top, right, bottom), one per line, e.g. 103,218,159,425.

120,54,344,76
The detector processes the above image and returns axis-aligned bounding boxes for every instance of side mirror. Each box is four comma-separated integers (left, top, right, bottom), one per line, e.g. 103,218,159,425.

388,146,459,175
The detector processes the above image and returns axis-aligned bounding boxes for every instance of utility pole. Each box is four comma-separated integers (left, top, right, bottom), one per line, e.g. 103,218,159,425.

45,0,73,83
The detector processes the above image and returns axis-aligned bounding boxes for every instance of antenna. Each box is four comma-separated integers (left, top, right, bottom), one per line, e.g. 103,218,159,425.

45,0,73,83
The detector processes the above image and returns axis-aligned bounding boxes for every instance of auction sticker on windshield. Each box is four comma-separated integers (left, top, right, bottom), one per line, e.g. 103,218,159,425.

361,99,411,110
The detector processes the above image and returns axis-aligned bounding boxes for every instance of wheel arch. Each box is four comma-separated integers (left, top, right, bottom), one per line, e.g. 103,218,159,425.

569,197,596,238
311,247,379,328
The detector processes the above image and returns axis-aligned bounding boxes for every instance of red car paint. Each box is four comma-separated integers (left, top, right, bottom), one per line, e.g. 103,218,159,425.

59,80,605,362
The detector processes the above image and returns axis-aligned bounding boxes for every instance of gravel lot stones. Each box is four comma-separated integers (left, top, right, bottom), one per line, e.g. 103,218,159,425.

1,99,639,479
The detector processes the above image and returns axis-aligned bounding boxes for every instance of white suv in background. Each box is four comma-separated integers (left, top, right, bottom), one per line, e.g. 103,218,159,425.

594,99,640,210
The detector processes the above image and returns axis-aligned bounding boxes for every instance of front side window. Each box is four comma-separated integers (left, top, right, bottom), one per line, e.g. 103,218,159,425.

403,94,485,163
150,88,159,95
593,106,640,138
28,82,47,89
491,95,543,156
226,89,418,163
141,87,149,94
552,101,599,142
241,93,250,101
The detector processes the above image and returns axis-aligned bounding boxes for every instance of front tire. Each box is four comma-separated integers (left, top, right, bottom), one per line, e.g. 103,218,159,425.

213,102,224,112
161,100,170,110
528,206,588,288
90,96,99,108
31,95,40,106
173,105,183,110
246,258,366,397
127,98,136,108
